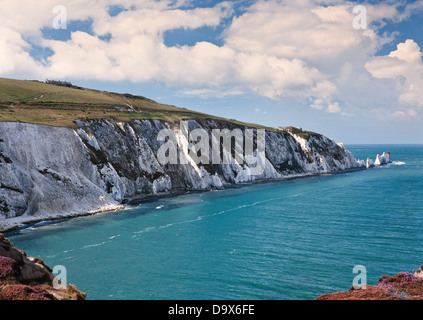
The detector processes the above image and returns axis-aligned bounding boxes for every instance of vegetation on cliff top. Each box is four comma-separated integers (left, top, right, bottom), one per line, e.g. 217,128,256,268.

0,77,279,132
0,77,325,140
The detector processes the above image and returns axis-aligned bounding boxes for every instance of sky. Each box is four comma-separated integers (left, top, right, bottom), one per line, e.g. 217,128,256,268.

1,0,423,144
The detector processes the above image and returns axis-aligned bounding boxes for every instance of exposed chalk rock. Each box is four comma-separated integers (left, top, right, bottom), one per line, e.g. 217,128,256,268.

0,119,366,231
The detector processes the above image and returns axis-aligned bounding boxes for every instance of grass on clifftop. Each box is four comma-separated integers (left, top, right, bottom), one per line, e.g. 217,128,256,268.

279,126,322,140
0,77,279,131
0,78,320,137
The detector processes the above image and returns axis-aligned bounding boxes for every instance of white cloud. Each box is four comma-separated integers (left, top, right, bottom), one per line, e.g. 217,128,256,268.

0,26,43,76
225,1,394,64
311,98,325,110
327,102,341,114
92,2,233,39
222,0,408,113
0,0,421,119
366,39,423,108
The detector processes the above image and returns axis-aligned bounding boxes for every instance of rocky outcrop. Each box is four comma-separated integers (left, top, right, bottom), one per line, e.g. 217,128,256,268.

0,118,364,232
317,266,423,300
0,233,86,300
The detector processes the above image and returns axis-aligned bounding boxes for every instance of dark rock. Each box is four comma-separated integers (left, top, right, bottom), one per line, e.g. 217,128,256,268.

0,233,86,300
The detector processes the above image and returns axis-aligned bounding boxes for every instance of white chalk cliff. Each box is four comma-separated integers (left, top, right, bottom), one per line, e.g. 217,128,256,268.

0,119,365,231
374,152,391,166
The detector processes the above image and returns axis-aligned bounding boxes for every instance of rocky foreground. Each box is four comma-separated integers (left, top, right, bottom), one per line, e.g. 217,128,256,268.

0,233,86,300
317,265,423,300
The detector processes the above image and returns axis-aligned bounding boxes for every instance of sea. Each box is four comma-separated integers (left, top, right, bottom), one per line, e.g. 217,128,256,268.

5,145,423,300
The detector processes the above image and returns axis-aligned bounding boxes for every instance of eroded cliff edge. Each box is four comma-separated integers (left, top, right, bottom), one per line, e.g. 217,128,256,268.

0,119,364,232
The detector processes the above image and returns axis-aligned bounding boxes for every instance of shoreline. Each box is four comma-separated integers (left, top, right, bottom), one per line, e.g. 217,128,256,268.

1,166,367,235
1,204,126,234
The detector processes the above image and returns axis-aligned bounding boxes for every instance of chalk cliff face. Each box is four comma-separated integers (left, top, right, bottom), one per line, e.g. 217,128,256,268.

0,119,364,231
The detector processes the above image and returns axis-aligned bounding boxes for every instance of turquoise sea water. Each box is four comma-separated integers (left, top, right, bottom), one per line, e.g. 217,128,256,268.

6,145,423,300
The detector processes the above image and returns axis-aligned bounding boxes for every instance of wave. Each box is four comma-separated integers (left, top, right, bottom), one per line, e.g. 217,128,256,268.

81,240,110,249
132,195,291,239
131,183,352,238
19,219,67,232
392,161,406,166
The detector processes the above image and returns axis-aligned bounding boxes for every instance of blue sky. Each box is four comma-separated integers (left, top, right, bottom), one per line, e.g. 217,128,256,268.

1,0,423,143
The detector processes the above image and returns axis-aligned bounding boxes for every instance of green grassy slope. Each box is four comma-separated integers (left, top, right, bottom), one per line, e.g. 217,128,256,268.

0,77,277,130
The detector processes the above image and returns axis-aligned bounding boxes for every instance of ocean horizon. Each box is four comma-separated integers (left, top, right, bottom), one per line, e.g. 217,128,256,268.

6,144,423,300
